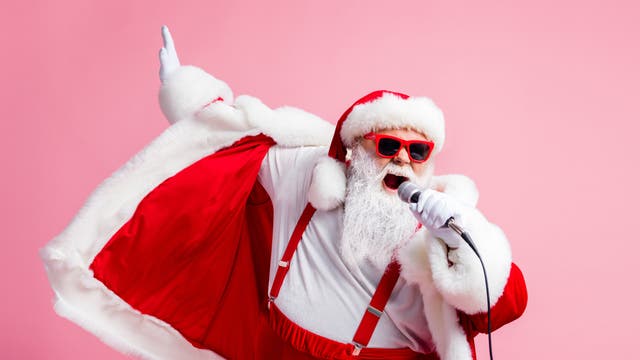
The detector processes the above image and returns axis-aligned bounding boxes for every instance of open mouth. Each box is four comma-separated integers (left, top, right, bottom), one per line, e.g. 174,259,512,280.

383,173,408,191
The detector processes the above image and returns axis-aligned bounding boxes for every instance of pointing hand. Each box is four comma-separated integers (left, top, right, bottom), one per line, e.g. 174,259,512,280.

159,25,181,83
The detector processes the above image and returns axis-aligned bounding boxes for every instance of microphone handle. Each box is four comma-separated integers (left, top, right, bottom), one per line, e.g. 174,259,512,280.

445,218,480,255
445,217,464,236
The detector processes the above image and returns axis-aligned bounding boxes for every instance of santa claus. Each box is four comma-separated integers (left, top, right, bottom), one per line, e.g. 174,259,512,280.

41,26,527,360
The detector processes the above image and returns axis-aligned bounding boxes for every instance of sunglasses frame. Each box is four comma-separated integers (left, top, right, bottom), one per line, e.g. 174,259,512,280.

363,132,434,163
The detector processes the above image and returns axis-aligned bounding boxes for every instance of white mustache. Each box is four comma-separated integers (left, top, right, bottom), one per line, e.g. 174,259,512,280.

379,162,417,182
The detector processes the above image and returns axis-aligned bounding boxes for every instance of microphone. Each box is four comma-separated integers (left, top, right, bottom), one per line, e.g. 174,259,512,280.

397,182,465,236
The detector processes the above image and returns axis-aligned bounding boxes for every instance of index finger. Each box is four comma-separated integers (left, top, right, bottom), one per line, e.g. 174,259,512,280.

161,25,176,54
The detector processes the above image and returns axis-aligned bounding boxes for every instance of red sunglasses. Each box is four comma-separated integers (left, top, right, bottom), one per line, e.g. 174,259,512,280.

363,132,434,163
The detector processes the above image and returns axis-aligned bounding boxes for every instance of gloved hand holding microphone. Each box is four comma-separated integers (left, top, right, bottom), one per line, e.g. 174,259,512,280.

399,182,472,249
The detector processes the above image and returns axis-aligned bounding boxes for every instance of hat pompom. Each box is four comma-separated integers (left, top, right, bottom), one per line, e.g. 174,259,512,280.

308,156,347,211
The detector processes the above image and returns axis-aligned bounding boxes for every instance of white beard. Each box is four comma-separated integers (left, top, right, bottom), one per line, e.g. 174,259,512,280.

340,146,431,272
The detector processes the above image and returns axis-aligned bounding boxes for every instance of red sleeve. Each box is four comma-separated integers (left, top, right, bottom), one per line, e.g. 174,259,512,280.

458,263,528,336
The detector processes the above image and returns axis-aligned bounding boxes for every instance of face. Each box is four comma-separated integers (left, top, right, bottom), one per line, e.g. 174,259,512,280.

340,128,435,270
359,128,433,193
341,128,433,270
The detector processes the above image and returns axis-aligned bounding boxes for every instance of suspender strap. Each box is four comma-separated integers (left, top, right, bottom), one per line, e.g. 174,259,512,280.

351,260,401,354
269,203,316,303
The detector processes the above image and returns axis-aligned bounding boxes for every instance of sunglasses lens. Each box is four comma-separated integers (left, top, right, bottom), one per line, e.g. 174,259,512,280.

409,143,431,161
378,138,401,156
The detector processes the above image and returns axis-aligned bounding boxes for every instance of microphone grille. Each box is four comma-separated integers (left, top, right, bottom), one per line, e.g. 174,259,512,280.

398,182,420,203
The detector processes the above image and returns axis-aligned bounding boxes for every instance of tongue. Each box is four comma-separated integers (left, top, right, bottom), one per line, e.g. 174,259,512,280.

383,174,408,190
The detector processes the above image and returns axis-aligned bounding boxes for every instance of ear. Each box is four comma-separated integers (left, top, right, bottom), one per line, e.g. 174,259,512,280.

308,156,347,211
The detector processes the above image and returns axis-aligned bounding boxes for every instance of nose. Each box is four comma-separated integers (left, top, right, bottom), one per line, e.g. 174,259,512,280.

393,146,411,165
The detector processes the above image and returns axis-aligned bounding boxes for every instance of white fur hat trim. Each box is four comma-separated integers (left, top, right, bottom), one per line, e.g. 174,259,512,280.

340,92,445,153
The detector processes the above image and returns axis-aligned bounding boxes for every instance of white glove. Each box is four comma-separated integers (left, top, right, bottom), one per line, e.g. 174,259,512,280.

409,189,465,248
159,25,181,83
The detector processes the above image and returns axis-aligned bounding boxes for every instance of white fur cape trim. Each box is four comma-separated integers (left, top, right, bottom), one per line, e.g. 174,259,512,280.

397,175,512,360
230,95,334,147
341,91,445,153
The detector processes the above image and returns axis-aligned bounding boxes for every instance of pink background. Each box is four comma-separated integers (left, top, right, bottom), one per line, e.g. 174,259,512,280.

3,0,639,358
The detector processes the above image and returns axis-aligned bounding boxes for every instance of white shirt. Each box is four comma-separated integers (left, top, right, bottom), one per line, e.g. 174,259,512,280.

259,145,435,353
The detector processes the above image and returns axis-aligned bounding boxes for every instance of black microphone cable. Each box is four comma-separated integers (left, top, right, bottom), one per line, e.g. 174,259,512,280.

446,219,493,360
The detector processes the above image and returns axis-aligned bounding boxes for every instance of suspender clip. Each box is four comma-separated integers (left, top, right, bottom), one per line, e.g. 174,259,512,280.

352,342,364,356
366,305,383,318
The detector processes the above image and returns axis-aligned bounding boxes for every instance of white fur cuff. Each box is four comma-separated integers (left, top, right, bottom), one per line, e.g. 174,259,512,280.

159,66,234,124
428,210,512,314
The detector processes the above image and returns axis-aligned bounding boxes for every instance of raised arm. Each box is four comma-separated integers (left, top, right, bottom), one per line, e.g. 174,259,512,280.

157,26,237,126
155,26,333,147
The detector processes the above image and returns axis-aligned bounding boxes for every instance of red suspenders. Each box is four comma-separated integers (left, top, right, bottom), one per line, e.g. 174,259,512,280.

351,260,401,355
268,202,402,356
268,203,317,304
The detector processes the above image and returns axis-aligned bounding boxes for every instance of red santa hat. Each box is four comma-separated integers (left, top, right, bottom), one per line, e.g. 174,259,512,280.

308,90,445,211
